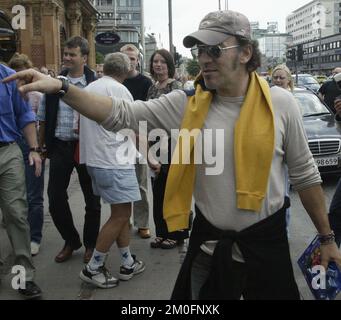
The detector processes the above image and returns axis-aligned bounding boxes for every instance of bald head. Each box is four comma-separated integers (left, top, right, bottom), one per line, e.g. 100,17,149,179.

332,68,341,76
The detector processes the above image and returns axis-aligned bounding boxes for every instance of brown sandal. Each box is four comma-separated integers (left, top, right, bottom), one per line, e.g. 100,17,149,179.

150,237,164,248
160,239,177,249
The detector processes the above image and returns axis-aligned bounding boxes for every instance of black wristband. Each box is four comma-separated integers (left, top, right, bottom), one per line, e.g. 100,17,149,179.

318,231,335,245
29,147,42,153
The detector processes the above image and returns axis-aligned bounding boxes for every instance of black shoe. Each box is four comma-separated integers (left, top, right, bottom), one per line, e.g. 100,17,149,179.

18,281,42,300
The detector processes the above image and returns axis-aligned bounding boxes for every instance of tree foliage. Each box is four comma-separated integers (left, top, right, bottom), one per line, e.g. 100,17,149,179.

186,59,200,78
96,51,104,64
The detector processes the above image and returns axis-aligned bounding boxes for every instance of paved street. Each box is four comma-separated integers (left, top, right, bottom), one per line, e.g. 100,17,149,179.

0,162,340,300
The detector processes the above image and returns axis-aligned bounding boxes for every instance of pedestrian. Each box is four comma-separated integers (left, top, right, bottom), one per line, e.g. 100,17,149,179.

79,52,145,288
8,53,45,256
271,64,294,91
120,44,153,239
147,49,188,250
329,95,341,247
271,64,294,235
4,9,341,301
37,36,101,264
96,64,104,79
0,11,42,299
318,67,341,112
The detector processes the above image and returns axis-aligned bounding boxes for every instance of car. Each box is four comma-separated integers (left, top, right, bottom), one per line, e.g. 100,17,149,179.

294,74,321,93
293,88,341,174
315,75,328,85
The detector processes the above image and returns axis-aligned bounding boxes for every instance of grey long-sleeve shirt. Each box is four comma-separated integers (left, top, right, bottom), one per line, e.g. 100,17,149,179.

101,85,322,232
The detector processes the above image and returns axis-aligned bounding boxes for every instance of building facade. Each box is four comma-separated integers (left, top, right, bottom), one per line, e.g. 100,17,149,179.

0,0,98,72
287,33,341,74
258,33,292,59
285,0,341,74
92,0,146,67
286,0,341,46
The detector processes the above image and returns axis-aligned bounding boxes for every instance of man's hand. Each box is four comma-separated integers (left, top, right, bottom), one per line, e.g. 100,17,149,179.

320,241,341,272
29,151,42,177
2,68,61,97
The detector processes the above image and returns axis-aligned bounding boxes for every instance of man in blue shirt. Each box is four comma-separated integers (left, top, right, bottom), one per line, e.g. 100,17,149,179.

0,11,42,299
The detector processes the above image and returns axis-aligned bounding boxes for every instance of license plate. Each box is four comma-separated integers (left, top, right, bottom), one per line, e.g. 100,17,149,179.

315,156,339,167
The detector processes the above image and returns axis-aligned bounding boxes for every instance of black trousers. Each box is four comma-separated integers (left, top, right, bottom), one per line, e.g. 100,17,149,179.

47,139,101,249
152,164,189,241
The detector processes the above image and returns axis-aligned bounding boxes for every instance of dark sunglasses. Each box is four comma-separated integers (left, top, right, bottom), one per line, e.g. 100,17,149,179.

190,44,240,59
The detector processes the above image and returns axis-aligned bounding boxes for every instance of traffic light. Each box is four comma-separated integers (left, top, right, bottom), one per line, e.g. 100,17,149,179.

297,44,304,62
286,48,296,61
174,51,182,66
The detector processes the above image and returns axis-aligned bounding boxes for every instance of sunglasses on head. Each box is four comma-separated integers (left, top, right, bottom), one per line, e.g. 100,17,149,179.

190,44,240,59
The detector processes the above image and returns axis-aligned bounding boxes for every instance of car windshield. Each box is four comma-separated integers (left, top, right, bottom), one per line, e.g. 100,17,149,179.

298,76,319,85
293,91,331,117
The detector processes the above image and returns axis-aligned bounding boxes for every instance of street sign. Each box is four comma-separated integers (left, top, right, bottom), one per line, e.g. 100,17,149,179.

95,32,120,45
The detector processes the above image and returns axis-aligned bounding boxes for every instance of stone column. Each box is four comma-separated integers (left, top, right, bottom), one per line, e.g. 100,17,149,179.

66,1,82,37
42,2,59,71
83,18,97,70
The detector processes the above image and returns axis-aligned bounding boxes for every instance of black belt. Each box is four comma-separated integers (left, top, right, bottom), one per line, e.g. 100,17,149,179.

0,141,15,148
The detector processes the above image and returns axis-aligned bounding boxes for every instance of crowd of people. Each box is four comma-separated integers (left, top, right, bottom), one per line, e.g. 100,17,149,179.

1,9,341,300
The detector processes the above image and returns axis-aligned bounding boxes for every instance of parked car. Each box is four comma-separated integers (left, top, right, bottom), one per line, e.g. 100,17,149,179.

315,75,328,85
293,88,341,174
294,74,321,93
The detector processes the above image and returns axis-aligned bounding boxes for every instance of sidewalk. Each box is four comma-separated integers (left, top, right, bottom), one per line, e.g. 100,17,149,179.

0,163,185,300
1,164,340,300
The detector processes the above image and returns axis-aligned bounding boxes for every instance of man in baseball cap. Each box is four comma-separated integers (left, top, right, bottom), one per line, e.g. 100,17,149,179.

0,11,42,299
183,10,251,48
4,10,340,300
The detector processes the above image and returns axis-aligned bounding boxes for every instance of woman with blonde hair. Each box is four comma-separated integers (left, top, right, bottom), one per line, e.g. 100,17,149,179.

271,64,294,91
271,64,294,236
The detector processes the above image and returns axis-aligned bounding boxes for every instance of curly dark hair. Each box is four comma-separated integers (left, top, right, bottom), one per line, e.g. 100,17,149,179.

149,49,175,79
236,37,261,72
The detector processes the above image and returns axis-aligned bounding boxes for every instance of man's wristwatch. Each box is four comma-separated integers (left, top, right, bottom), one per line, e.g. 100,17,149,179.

56,76,70,97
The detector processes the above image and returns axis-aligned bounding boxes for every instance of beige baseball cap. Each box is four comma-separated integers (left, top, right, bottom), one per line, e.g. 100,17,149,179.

183,10,251,48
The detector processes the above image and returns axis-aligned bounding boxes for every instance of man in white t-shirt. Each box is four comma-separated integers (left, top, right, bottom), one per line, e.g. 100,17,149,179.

79,53,145,288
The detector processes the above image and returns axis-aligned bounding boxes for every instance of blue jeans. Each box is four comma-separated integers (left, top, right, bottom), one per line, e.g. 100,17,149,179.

17,138,45,244
329,178,341,247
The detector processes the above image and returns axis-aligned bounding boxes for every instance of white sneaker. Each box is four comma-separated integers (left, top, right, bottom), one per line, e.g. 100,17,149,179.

30,242,40,256
119,255,146,281
79,265,119,289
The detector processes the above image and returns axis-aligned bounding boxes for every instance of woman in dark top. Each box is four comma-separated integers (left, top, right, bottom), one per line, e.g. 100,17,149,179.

147,49,188,249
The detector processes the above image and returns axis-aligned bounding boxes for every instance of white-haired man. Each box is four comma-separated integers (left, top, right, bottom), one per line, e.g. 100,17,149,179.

78,52,145,288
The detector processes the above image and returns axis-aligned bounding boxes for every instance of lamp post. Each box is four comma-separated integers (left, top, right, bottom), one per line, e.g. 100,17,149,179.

218,0,221,10
318,28,322,74
168,0,174,56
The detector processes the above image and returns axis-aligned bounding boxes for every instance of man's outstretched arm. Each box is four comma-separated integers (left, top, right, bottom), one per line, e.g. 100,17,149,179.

2,69,113,123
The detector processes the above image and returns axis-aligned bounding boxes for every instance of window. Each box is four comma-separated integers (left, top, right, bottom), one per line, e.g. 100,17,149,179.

130,0,140,6
132,13,140,21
